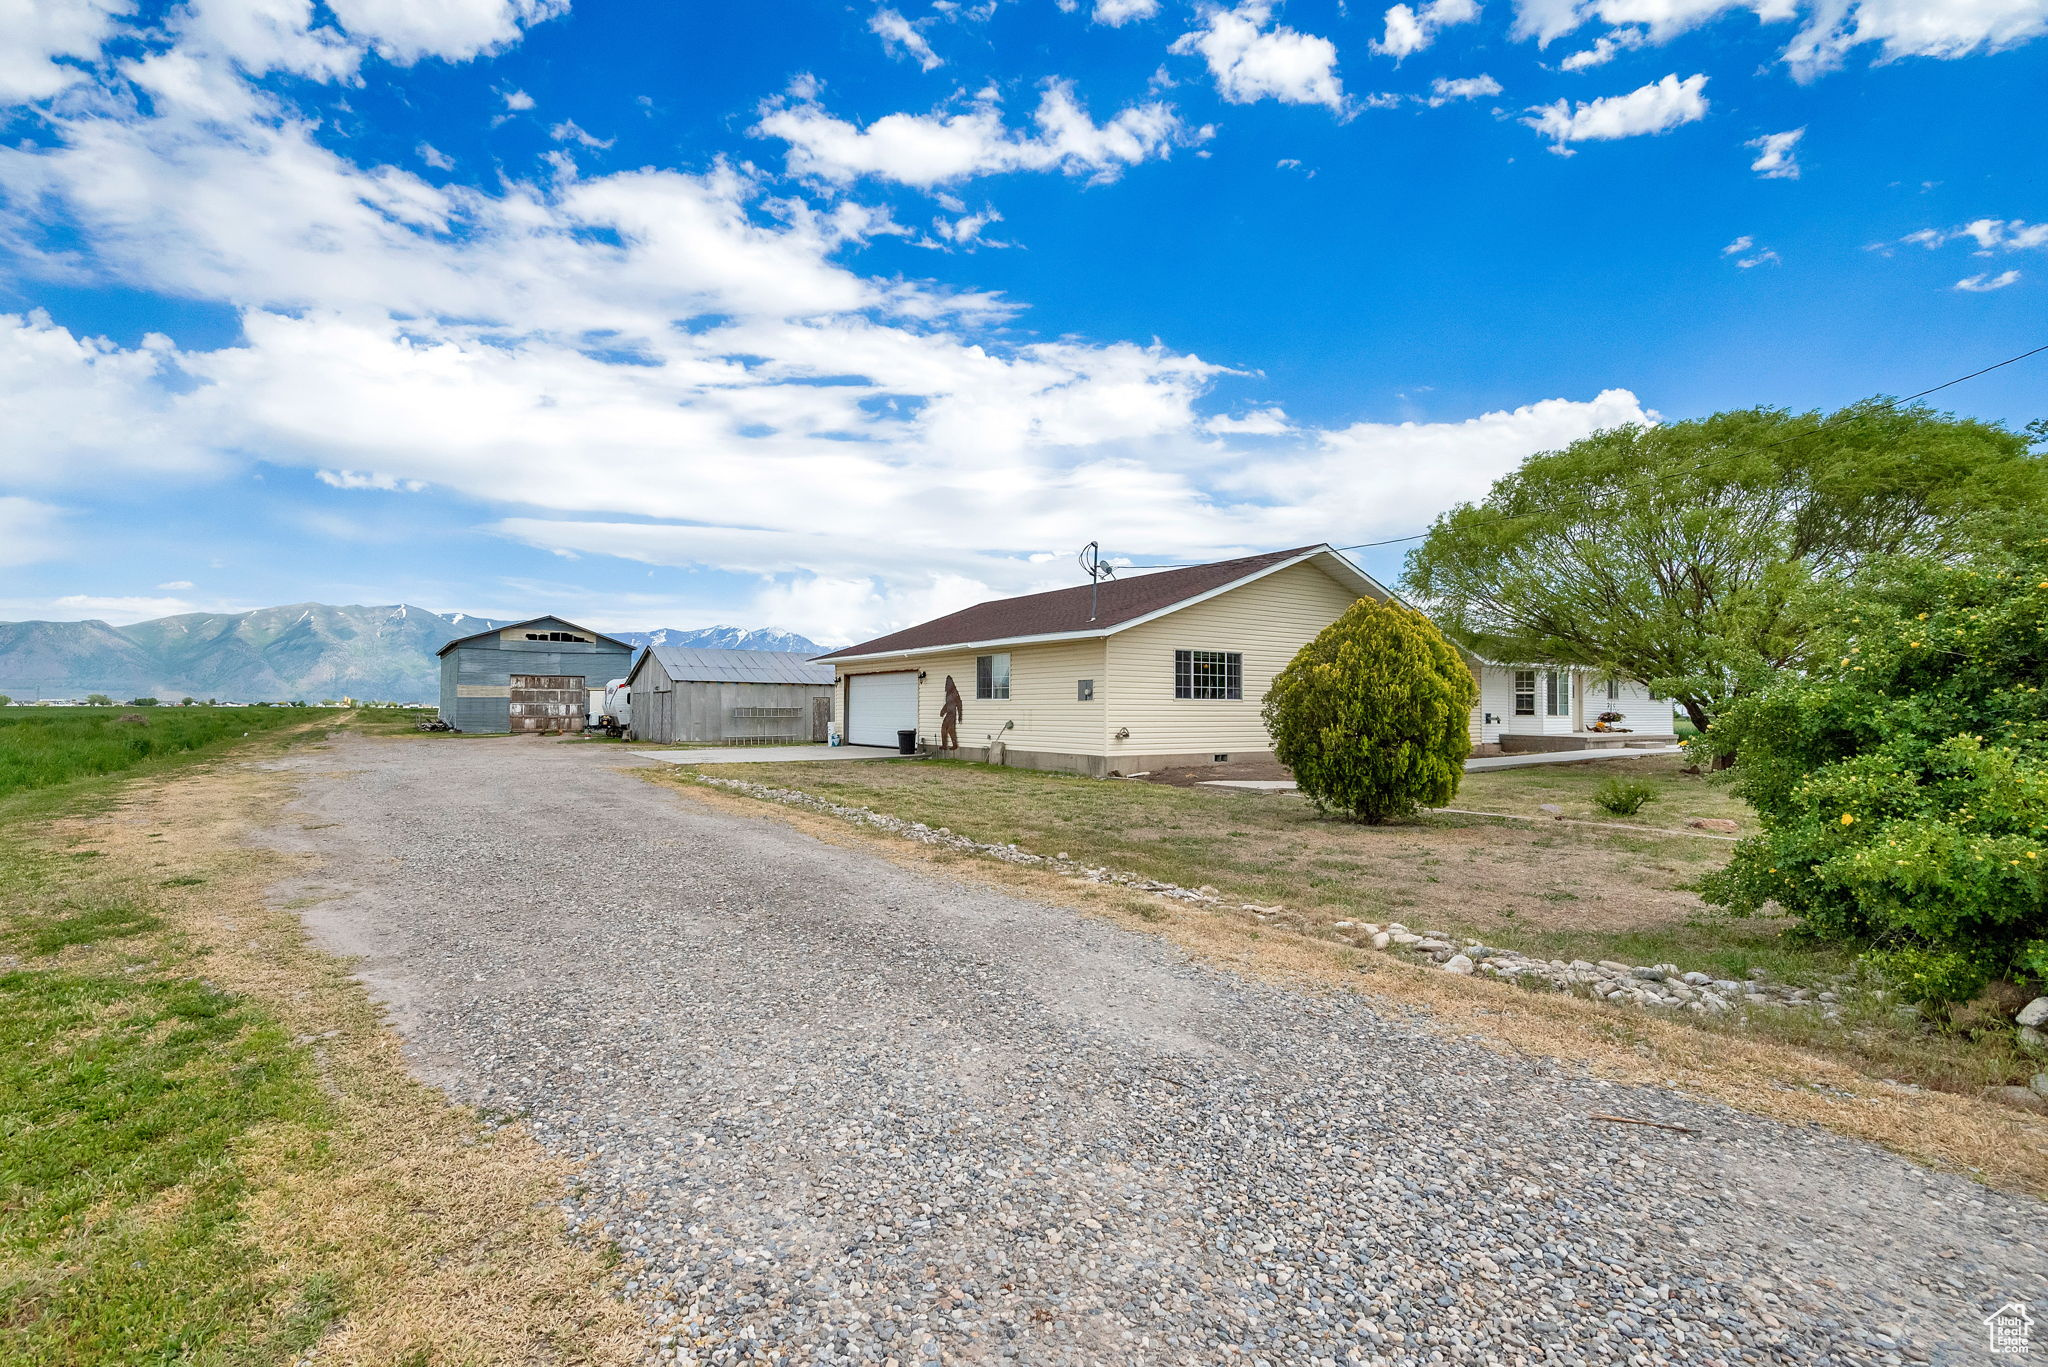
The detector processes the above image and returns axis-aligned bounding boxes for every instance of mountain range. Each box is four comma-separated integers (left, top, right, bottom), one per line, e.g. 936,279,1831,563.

0,605,822,703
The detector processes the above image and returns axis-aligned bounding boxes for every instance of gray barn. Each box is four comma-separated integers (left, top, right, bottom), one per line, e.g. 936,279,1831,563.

625,647,835,744
437,616,636,733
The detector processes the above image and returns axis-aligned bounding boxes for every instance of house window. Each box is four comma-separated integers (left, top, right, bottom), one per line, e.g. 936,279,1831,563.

1606,677,1619,700
1175,650,1242,700
1545,670,1571,717
525,630,587,642
976,653,1010,700
1513,670,1537,716
1076,679,1094,701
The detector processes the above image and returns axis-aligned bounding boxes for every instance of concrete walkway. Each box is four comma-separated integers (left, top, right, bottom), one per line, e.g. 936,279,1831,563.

1464,743,1685,772
1202,743,1687,790
632,743,903,766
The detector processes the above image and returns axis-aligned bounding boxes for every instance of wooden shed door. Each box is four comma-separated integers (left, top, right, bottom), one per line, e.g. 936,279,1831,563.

811,696,831,743
508,675,588,734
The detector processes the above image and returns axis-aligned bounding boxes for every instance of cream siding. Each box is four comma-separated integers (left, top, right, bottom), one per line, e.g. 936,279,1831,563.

1101,560,1369,759
837,640,1108,757
915,639,1108,755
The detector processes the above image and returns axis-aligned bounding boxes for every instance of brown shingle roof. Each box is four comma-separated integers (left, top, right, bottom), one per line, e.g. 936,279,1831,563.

815,546,1335,661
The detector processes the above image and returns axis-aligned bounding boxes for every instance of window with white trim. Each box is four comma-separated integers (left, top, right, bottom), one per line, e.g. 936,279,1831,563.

1545,670,1571,717
1512,670,1537,716
1606,677,1620,701
975,653,1010,700
1174,650,1242,700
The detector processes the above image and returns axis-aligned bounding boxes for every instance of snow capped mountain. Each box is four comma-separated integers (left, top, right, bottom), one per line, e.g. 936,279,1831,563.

607,626,823,654
0,608,818,701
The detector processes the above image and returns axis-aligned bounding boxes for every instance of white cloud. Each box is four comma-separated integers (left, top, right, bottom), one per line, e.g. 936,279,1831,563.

55,594,202,618
1523,72,1708,152
0,496,67,567
1514,0,1591,42
1427,73,1503,102
1786,0,2048,73
0,1,1660,644
0,314,218,486
927,204,1006,247
0,0,130,103
869,7,943,71
550,118,614,149
1171,2,1346,110
325,0,567,64
1513,0,2048,76
1955,269,2021,291
1213,390,1657,550
1557,28,1645,66
1373,0,1482,58
1901,218,2048,257
1092,0,1162,23
502,87,535,110
317,469,430,491
1203,407,1293,435
1722,234,1780,267
157,580,197,590
418,142,456,170
756,81,1202,187
1747,126,1803,178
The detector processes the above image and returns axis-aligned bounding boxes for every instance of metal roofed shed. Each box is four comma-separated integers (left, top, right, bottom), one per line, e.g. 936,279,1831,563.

623,647,836,745
435,616,636,734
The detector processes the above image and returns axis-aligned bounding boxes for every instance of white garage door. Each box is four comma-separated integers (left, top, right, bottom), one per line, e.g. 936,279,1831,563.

847,672,918,747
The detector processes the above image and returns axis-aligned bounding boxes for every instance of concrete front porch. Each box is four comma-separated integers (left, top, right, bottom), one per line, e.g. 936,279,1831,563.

1496,731,1680,755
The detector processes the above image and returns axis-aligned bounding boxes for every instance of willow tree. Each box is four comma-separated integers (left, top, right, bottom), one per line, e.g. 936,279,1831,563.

1264,597,1477,823
1402,402,2046,733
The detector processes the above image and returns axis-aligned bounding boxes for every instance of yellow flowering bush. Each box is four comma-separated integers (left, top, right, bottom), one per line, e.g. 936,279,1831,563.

1700,543,2048,1004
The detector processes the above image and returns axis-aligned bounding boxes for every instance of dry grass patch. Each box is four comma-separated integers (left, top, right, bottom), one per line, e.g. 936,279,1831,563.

1454,755,1752,831
1,721,645,1366
649,762,2048,1193
681,757,1764,972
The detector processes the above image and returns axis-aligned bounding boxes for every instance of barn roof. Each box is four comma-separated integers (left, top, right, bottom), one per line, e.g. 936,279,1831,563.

815,545,1387,664
633,647,835,686
435,615,633,656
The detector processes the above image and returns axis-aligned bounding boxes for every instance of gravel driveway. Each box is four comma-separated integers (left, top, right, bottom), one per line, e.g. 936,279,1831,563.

267,735,2043,1367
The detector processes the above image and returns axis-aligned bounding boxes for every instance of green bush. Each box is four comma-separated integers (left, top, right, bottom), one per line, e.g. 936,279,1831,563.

1263,597,1477,823
1593,777,1657,816
1699,542,2048,1005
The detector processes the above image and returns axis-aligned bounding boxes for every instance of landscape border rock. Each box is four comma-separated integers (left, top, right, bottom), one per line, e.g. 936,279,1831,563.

693,775,1845,1020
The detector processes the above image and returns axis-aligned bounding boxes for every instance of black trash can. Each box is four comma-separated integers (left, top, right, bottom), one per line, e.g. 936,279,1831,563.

897,728,918,755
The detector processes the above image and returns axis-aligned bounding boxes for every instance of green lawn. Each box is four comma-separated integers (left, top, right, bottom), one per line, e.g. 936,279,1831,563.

0,724,343,1364
0,707,319,798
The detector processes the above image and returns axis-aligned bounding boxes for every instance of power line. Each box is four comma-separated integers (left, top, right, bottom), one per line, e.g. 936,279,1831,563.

1112,340,2048,574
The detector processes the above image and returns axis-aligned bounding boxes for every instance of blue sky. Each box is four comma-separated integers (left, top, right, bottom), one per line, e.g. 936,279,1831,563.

1,0,2042,644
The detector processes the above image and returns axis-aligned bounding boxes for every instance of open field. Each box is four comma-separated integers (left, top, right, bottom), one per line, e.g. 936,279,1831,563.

670,755,2040,1103
0,707,320,797
0,718,642,1365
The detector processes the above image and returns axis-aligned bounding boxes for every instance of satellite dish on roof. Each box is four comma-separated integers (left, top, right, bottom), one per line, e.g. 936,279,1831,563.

1077,541,1116,583
1078,541,1116,621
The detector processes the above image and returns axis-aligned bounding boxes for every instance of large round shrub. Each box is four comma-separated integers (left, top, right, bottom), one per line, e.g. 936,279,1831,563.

1699,541,2048,1004
1263,597,1478,823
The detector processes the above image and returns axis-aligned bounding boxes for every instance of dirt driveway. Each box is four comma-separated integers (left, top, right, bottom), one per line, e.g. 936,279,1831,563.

265,734,2043,1366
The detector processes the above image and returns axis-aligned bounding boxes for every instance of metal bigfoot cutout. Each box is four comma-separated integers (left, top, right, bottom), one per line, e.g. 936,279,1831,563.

939,675,963,750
